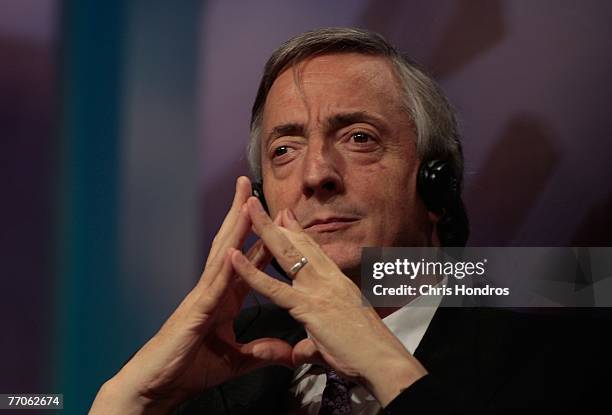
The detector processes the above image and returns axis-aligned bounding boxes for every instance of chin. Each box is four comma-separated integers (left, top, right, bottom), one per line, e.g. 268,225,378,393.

318,242,362,280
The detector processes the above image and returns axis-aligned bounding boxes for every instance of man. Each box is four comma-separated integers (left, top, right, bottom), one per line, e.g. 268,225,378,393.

91,28,608,414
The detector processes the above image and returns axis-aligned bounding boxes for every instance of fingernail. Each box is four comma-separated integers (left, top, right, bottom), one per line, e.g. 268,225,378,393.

273,212,282,224
249,196,265,212
286,208,296,221
230,248,245,263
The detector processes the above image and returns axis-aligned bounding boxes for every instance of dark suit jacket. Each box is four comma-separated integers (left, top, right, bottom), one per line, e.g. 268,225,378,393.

176,304,611,414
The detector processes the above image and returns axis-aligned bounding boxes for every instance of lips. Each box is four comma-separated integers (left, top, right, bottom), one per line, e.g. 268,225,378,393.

303,217,359,233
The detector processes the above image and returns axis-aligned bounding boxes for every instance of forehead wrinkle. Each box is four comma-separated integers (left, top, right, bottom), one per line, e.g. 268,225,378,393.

268,54,408,139
290,62,316,131
312,56,402,112
281,67,326,134
262,65,308,142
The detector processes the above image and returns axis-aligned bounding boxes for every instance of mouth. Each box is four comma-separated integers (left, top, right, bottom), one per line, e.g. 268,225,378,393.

303,217,360,233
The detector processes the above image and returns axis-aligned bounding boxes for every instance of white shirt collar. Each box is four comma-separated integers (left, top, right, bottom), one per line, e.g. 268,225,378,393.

382,280,444,354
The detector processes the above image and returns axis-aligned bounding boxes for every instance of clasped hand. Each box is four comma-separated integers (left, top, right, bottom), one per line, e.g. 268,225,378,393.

90,177,425,414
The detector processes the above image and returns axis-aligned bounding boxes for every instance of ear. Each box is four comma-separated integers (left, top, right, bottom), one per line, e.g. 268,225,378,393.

428,210,442,247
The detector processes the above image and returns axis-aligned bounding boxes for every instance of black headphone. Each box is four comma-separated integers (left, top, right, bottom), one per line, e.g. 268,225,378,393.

252,159,469,248
416,159,469,246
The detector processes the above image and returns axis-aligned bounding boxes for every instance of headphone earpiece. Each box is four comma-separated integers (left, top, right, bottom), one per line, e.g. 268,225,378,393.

417,159,469,246
417,160,458,214
251,182,269,213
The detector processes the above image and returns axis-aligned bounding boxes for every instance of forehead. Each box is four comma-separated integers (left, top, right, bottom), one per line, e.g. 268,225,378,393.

262,53,405,125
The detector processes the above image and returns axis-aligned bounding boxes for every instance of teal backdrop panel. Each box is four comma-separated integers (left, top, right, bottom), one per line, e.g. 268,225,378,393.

56,1,202,413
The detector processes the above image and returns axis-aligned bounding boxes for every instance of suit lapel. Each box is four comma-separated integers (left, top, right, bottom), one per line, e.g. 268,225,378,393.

414,307,519,410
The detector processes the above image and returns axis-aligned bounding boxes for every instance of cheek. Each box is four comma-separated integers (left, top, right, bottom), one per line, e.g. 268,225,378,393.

262,182,283,217
357,167,424,239
356,163,417,211
267,194,285,219
263,178,301,218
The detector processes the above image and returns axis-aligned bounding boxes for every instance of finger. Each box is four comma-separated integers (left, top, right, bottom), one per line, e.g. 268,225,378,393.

292,338,326,367
201,203,252,286
246,239,272,271
208,236,275,310
273,210,283,226
282,208,303,232
246,197,306,278
229,204,253,252
238,338,294,370
230,248,300,309
280,209,338,274
243,210,280,273
281,208,329,254
220,234,272,298
197,250,236,309
207,177,252,262
251,206,282,235
231,239,272,299
219,176,252,235
275,207,333,277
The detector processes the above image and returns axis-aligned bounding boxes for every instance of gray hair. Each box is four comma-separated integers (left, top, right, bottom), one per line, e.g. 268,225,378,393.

247,27,463,188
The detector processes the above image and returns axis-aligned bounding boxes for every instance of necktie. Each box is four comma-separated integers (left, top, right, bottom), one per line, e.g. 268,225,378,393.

318,369,353,415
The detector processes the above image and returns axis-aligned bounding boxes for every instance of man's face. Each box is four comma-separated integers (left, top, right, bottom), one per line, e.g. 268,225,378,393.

260,53,438,278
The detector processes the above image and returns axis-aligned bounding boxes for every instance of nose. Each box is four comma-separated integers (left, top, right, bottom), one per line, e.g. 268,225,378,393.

301,140,344,200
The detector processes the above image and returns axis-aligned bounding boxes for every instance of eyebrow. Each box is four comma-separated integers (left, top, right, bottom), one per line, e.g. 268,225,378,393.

267,123,306,144
326,111,383,131
266,111,385,145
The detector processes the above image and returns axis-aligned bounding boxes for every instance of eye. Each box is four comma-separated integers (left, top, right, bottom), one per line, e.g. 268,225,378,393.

351,132,372,143
273,145,291,158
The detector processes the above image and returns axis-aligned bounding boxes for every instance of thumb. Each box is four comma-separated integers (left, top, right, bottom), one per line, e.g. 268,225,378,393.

292,338,326,367
238,338,294,371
